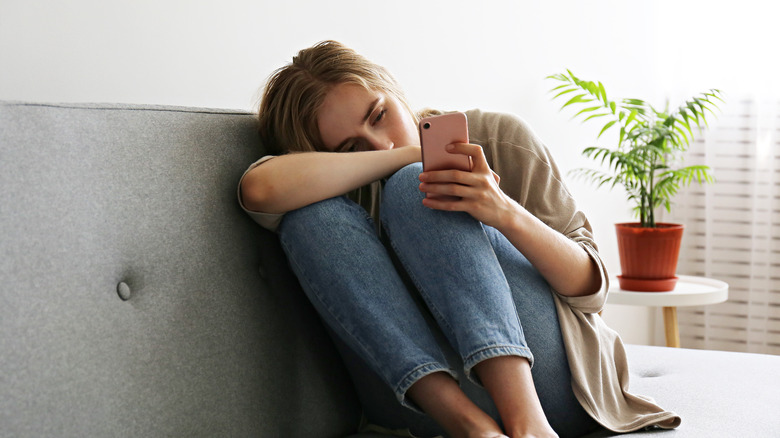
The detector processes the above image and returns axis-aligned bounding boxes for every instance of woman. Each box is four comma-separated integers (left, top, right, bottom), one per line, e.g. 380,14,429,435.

239,40,680,438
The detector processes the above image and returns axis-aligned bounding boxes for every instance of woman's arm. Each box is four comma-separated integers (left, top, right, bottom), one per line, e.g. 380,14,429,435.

493,199,601,297
418,143,601,297
241,145,421,214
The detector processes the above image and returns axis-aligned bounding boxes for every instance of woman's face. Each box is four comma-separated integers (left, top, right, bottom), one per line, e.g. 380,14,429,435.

317,83,420,152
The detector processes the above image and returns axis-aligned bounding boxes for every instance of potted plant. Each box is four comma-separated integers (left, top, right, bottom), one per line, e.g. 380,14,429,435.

547,70,723,291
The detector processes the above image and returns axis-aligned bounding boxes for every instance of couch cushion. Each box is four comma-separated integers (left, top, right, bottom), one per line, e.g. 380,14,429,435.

0,101,360,436
582,344,780,437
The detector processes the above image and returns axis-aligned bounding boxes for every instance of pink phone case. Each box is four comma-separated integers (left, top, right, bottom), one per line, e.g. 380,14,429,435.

419,112,471,172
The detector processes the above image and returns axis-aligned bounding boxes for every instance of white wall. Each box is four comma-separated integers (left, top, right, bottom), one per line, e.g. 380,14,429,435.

3,0,776,346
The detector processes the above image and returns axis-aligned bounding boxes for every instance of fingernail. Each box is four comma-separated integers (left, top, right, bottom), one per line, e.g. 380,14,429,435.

445,144,454,151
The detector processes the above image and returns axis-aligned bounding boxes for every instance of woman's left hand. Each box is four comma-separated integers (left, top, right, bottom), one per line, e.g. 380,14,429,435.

418,142,518,229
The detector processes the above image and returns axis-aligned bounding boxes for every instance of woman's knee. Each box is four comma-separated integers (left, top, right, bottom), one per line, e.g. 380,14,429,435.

279,196,372,237
390,162,424,183
385,162,423,197
382,163,425,213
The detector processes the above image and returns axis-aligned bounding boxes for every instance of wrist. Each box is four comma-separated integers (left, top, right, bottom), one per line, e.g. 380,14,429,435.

495,198,533,239
395,145,422,164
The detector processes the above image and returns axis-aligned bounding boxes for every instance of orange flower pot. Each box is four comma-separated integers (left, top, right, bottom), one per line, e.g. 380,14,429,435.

615,222,684,292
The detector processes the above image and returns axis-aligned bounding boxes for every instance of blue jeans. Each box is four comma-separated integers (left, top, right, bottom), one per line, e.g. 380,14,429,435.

278,163,600,438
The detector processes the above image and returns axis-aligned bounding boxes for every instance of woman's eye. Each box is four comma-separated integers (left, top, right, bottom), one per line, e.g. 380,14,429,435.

374,109,386,124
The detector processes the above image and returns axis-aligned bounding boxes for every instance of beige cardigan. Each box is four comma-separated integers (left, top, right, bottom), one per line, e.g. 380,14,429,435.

238,109,681,433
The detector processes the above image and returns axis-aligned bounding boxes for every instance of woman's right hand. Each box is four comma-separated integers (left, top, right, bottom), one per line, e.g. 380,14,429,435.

240,145,421,214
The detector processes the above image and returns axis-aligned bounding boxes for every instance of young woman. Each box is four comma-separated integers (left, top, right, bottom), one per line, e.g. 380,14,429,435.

239,40,680,438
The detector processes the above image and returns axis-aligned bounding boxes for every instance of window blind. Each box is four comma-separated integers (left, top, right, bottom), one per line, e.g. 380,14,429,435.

665,98,780,355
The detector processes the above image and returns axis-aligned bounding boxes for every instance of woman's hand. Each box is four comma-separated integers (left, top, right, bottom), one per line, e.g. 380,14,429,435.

418,142,518,229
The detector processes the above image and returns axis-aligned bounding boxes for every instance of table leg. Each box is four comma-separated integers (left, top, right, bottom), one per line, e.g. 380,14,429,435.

663,306,680,348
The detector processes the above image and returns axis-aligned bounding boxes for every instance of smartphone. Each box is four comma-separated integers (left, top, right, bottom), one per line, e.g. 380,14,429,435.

419,112,472,172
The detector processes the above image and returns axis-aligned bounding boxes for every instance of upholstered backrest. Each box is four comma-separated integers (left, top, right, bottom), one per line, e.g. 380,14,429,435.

0,102,360,436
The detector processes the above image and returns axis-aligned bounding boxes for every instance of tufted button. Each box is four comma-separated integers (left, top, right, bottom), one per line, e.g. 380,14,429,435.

116,282,132,301
638,369,665,378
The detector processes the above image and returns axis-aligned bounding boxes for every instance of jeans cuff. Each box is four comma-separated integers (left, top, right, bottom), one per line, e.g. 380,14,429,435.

463,344,535,387
394,362,458,414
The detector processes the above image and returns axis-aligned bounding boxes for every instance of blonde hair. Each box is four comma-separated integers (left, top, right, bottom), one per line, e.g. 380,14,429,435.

257,40,418,154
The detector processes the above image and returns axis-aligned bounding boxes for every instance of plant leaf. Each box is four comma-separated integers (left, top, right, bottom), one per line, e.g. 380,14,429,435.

561,94,593,110
624,109,638,127
583,112,611,122
597,120,618,138
573,105,604,118
552,87,578,100
598,81,607,103
549,83,572,92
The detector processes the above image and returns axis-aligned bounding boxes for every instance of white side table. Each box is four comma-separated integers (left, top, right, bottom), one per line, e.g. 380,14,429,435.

606,275,729,347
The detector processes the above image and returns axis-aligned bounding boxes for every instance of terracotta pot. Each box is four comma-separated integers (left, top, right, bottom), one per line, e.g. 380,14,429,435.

615,222,684,292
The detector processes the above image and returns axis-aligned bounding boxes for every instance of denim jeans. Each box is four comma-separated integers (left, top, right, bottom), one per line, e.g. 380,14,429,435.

278,163,600,438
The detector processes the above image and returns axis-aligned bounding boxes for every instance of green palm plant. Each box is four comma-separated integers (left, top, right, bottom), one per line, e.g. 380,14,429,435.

547,70,723,227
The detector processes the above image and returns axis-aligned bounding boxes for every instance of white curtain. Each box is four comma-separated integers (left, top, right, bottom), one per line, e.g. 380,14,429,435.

665,97,780,354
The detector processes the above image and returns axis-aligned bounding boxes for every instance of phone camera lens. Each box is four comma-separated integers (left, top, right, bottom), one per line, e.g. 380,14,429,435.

423,122,431,129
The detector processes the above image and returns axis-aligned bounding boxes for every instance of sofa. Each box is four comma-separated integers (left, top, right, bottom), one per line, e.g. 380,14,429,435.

1,101,778,437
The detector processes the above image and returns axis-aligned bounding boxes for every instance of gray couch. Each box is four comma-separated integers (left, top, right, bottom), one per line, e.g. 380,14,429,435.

1,101,778,437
